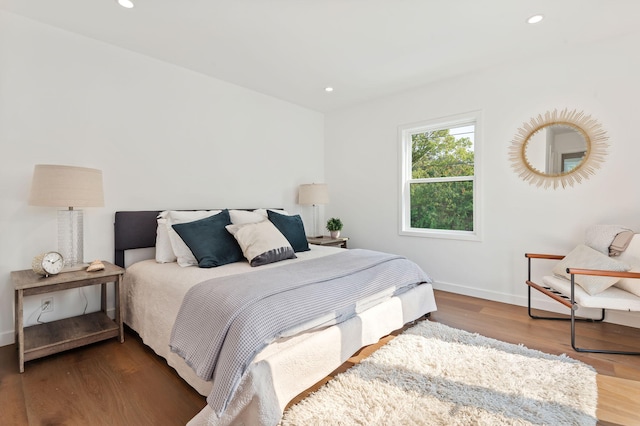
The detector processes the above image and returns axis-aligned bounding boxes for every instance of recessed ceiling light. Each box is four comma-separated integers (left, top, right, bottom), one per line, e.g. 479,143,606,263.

325,87,334,93
527,14,544,24
117,0,134,9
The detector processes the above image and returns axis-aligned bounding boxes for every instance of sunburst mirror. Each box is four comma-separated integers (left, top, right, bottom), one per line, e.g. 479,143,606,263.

508,108,609,189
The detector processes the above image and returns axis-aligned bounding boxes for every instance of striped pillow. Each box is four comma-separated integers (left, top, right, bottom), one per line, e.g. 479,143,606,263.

226,220,296,267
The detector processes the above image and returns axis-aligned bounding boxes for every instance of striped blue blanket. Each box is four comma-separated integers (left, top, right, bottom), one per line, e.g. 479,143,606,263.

169,249,431,416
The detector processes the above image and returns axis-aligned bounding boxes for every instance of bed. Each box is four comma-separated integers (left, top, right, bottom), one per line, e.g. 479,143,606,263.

114,209,437,425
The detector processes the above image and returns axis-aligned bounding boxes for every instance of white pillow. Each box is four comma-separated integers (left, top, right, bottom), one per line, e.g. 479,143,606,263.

612,235,640,297
254,208,289,218
226,220,296,267
166,210,222,267
552,244,630,295
229,209,266,225
155,211,176,263
613,255,640,297
614,269,640,298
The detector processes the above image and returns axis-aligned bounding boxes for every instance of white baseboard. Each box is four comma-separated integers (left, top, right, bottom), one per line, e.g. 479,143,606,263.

3,283,638,348
432,281,523,306
432,280,640,329
0,330,14,347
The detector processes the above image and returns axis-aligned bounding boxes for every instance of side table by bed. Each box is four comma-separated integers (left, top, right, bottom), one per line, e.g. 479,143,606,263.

11,261,125,372
307,236,349,249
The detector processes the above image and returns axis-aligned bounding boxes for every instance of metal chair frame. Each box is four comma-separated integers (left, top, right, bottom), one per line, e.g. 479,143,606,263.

526,253,640,355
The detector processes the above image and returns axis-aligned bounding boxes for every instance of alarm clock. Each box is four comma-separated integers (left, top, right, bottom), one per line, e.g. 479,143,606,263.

32,252,64,276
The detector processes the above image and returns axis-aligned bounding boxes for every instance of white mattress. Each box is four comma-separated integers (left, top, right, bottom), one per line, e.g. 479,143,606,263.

122,245,437,425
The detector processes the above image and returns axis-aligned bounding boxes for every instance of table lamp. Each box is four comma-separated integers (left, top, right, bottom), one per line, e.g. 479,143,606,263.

298,183,329,238
28,164,104,270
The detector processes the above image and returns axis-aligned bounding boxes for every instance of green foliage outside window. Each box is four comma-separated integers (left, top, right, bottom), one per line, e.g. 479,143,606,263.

410,128,474,231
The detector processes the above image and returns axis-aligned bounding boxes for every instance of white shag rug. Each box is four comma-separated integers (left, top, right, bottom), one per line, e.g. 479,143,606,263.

280,320,597,426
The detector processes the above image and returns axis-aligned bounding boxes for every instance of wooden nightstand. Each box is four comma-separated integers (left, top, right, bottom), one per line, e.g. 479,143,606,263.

307,236,349,249
11,261,125,372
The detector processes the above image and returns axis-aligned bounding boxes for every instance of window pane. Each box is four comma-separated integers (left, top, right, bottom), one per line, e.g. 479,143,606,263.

410,181,473,231
411,125,474,179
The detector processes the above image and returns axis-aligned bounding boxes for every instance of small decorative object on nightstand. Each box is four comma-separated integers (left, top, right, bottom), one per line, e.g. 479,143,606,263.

307,236,349,249
86,260,105,272
326,217,343,239
11,261,125,372
31,251,64,277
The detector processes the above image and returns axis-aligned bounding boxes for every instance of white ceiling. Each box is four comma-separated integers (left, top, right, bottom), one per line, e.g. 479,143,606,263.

2,0,639,112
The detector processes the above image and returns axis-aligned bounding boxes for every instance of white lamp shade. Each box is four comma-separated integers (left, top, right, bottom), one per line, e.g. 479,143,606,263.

298,183,329,205
29,164,104,208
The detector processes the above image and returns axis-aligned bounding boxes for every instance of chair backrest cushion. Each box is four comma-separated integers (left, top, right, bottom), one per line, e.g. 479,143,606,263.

552,244,630,295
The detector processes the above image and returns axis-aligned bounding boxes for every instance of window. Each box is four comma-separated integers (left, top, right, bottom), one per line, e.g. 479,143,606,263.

399,111,481,240
561,151,586,172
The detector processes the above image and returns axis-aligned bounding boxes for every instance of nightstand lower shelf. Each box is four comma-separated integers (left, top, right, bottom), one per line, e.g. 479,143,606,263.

23,312,119,362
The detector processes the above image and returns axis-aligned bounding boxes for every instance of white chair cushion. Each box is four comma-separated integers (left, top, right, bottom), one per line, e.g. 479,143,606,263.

614,234,640,298
543,275,640,311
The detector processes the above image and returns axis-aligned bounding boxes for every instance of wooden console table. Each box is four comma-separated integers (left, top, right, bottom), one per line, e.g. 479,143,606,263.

307,236,349,248
11,261,125,372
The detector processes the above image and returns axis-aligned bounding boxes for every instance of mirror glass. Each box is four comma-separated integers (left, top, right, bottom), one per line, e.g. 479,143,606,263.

509,109,608,189
524,124,588,174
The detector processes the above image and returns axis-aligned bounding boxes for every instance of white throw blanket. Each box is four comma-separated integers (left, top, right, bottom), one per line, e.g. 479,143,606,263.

186,284,437,426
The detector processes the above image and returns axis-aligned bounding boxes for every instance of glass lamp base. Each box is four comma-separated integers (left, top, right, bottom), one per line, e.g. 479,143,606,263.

58,209,84,269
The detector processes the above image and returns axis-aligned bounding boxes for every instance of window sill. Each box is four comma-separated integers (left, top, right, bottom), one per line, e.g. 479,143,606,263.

399,228,481,242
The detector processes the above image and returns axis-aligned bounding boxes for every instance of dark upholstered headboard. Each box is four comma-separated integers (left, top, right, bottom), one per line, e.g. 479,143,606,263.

113,209,281,268
114,211,161,267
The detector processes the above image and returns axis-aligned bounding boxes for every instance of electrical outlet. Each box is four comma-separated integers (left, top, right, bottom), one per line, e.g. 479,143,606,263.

42,297,53,312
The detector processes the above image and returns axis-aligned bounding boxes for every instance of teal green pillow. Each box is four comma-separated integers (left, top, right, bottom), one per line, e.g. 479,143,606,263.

172,209,243,268
267,210,310,252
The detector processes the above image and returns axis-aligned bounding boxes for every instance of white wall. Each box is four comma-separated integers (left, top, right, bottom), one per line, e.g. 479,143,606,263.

3,11,638,349
325,31,640,327
0,11,324,346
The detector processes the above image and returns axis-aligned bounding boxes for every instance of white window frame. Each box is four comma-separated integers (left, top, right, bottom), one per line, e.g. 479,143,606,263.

398,110,482,241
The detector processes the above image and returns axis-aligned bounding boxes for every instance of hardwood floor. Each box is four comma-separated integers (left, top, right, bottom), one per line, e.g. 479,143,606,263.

0,327,205,425
1,290,639,425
